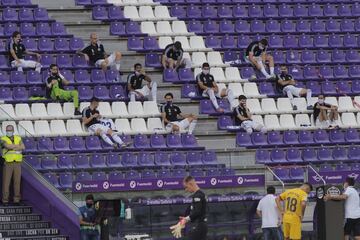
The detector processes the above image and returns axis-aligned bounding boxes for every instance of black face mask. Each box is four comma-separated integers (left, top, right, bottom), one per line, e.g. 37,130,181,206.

281,71,287,76
166,101,172,106
86,203,93,208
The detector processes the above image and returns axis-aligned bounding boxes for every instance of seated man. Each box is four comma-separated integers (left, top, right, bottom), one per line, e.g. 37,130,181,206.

234,95,266,134
160,92,197,134
9,31,42,73
162,41,191,70
196,62,236,113
127,63,157,102
276,65,313,111
79,33,122,72
46,64,81,115
82,97,130,148
313,94,339,129
245,38,274,79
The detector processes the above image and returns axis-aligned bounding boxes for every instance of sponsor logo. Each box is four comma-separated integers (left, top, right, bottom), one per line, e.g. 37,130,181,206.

210,178,217,186
75,182,82,191
316,187,324,199
312,175,322,182
157,180,164,188
103,181,109,190
327,186,341,196
130,181,136,189
237,177,244,185
348,173,359,180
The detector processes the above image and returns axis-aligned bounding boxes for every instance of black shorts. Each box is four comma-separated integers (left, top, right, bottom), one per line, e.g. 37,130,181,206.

187,222,208,240
344,218,360,236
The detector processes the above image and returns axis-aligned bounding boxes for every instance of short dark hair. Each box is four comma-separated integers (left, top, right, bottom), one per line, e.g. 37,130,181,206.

174,41,182,49
202,62,210,68
260,38,268,46
49,64,57,69
184,175,195,183
267,186,276,194
85,194,94,201
134,63,142,69
238,95,247,100
303,182,313,191
345,177,355,186
12,31,20,38
90,97,100,103
164,92,173,98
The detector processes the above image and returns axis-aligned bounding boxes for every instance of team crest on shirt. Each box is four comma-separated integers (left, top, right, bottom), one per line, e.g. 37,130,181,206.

348,173,359,180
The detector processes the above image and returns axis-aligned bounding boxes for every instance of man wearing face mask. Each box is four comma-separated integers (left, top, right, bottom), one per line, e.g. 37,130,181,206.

78,194,100,240
127,63,158,102
276,66,313,111
162,41,191,70
9,31,42,73
197,62,237,113
160,92,197,134
1,125,25,206
234,95,266,134
313,94,339,129
245,38,274,79
46,64,81,115
82,97,130,148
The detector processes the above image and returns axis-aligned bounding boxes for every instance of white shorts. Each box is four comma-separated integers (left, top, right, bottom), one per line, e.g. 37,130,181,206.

241,120,263,131
88,123,110,133
129,85,150,97
245,55,262,65
315,118,329,128
283,85,302,97
11,59,39,69
95,52,117,68
165,119,190,132
202,87,225,98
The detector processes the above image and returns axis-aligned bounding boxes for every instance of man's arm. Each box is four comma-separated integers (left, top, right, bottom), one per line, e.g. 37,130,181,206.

300,201,307,220
248,52,261,70
324,194,348,201
256,210,262,218
77,47,90,62
246,108,252,119
82,111,98,126
24,50,41,59
197,80,208,91
79,215,95,226
2,141,17,150
161,112,170,124
211,81,219,92
237,113,250,122
9,48,20,63
275,196,284,215
14,141,25,151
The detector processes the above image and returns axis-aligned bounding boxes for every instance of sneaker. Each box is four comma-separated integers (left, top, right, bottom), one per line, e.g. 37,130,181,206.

120,141,132,149
292,105,298,111
74,110,82,115
306,105,314,110
112,143,118,149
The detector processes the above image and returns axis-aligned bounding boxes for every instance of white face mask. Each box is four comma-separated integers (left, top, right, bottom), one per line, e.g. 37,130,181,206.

135,71,141,76
6,131,14,137
318,99,324,104
202,70,209,75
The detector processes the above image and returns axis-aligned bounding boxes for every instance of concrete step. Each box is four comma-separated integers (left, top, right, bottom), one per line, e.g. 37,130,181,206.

0,214,42,222
47,9,93,23
0,206,32,215
0,228,59,238
0,221,51,231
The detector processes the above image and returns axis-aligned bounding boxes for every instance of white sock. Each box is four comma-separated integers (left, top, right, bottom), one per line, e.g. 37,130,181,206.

306,89,312,106
207,89,219,109
270,67,274,75
130,92,136,102
188,120,197,134
286,90,295,106
226,89,236,109
112,133,124,145
35,63,42,73
260,66,271,78
17,66,23,72
115,62,121,71
100,132,114,146
151,82,157,102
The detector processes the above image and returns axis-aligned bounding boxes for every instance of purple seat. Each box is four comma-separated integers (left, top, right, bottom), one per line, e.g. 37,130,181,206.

142,170,156,179
182,134,199,148
73,155,90,169
236,132,252,147
311,19,325,32
235,20,250,33
255,149,270,164
296,20,310,33
85,136,102,150
206,168,220,177
108,171,123,181
273,168,290,181
335,164,351,172
94,85,110,99
287,149,302,162
145,53,161,68
332,147,347,161
53,136,69,151
299,130,314,145
163,69,179,83
4,23,17,36
105,69,119,82
270,149,286,163
110,22,125,35
107,153,122,167
93,6,108,20
202,150,218,166
333,65,348,78
220,20,234,34
218,115,233,130
73,55,88,68
251,132,267,146
240,67,255,79
181,84,199,98
189,169,203,177
10,71,26,84
314,35,328,48
324,4,337,17
172,168,186,178
1,0,16,6
343,34,357,48
187,152,202,166
19,8,34,21
34,8,49,21
69,136,85,150
25,155,41,169
332,49,346,63
318,147,333,161
0,71,10,84
59,172,72,189
303,66,317,79
322,81,336,95
110,85,126,99
266,20,280,33
3,8,18,21
93,171,106,181
302,148,317,162
75,172,92,182
43,173,59,188
349,146,360,161
13,87,28,100
166,134,182,148
269,35,282,48
91,69,106,83
319,66,333,79
250,20,265,33
69,37,84,51
338,4,351,16
345,129,359,143
56,54,71,68
134,134,150,149
329,34,343,48
259,82,275,96
74,70,90,83
122,152,138,167
306,81,321,95
178,68,195,83
52,22,67,36
294,4,308,17
267,131,283,145
170,152,186,167
264,4,278,17
202,5,217,18
20,23,35,36
127,37,142,51
218,5,232,18
279,4,293,17
353,80,360,94
186,5,200,18
316,50,331,63
236,35,251,49
143,36,159,51
126,22,141,35
158,169,171,178
40,54,54,68
150,134,166,148
23,138,37,152
341,19,354,32
286,50,300,64
329,129,345,143
314,129,330,144
309,4,323,16
205,36,221,49
58,154,73,169
233,4,247,18
346,50,360,63
38,37,53,52
301,50,315,64
248,4,262,18
222,168,235,176
281,20,296,33
290,167,304,181
351,163,360,171
138,152,154,167
90,154,107,168
283,130,299,145
170,5,185,18
326,19,340,32
54,38,69,51
282,35,297,49
154,152,170,167
108,6,124,20
298,34,313,48
78,86,93,100
203,20,219,34
336,81,351,95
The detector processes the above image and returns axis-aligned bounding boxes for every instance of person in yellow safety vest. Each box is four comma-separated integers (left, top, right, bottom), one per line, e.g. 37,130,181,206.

1,125,25,206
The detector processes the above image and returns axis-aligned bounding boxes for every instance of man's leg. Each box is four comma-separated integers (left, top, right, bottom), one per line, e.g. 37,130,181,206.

258,56,271,79
253,121,267,133
289,222,301,240
187,116,197,134
205,89,221,111
22,60,42,73
241,121,254,134
265,54,275,76
91,126,115,147
262,228,271,240
299,88,313,109
2,163,13,204
283,222,290,240
13,162,21,203
167,58,175,69
56,88,80,111
105,51,122,71
221,88,237,109
129,91,137,102
329,108,339,125
150,81,158,102
108,129,126,147
284,87,296,110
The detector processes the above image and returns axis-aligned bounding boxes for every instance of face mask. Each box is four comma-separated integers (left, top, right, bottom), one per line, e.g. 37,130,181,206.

6,131,13,137
135,71,141,76
318,99,324,104
86,203,93,208
259,45,264,50
51,71,58,76
281,71,287,75
202,70,209,75
166,101,172,105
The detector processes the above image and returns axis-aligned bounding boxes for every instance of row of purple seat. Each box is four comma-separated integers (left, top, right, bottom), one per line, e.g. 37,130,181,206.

26,150,219,171
0,7,49,22
236,129,360,148
0,22,68,37
256,146,360,164
155,0,354,5
23,134,203,154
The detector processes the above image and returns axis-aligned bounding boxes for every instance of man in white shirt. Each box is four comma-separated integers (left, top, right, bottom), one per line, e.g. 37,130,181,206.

325,177,360,240
257,186,283,240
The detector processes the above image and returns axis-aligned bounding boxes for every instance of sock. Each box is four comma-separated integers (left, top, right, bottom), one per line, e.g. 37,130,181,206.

286,90,295,106
151,82,157,102
112,133,124,145
207,89,219,109
306,89,312,106
130,92,136,102
188,120,197,134
115,62,121,71
270,67,274,75
35,63,41,73
260,126,267,133
17,66,23,72
100,132,114,146
260,66,271,78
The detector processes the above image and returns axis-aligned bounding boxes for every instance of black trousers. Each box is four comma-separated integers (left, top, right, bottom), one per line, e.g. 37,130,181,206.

187,222,208,240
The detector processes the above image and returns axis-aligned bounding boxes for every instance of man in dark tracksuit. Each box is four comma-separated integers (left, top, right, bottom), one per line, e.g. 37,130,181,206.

170,176,208,239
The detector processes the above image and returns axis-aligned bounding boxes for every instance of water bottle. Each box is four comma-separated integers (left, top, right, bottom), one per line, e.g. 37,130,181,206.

125,207,132,220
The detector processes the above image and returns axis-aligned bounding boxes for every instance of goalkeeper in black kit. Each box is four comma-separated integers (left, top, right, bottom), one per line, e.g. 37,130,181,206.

170,176,208,240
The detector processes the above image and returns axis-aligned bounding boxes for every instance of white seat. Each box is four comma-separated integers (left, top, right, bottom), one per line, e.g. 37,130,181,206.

324,97,338,107
243,82,260,97
98,102,113,117
141,21,157,34
354,97,360,110
252,115,264,126
210,67,226,82
66,119,85,136
138,0,154,4
147,118,165,133
292,98,307,112
0,104,16,120
107,0,123,5
131,118,148,134
207,52,224,66
225,67,242,82
277,98,293,113
279,114,296,129
189,36,206,50
193,68,202,79
47,103,64,119
154,6,170,18
341,112,357,127
158,36,173,49
174,36,190,50
143,101,160,117
216,83,227,94
357,112,360,125
139,6,155,19
34,120,51,136
227,83,243,98
172,21,188,34
31,103,48,119
295,114,311,127
264,115,281,130
112,102,129,118
124,6,139,19
50,120,67,136
156,21,172,34
15,103,32,120
182,52,191,63
122,0,137,4
261,98,278,114
18,121,35,137
79,102,90,113
246,98,262,114
2,121,18,135
63,102,75,117
115,119,132,134
191,52,207,67
338,96,355,112
128,101,144,117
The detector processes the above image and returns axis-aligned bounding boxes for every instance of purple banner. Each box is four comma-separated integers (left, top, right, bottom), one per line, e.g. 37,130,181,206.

309,170,360,185
72,175,265,193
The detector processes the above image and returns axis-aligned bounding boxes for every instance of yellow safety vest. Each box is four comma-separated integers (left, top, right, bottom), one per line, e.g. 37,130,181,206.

1,135,23,163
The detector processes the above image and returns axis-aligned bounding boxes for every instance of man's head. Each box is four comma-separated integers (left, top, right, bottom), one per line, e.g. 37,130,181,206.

318,94,325,104
202,62,210,75
85,194,94,208
174,41,182,50
164,92,173,104
5,125,14,137
238,95,247,106
183,176,199,193
267,186,276,195
280,65,288,75
134,63,142,73
259,39,268,50
90,33,98,45
49,64,59,76
300,182,313,194
344,177,355,189
90,97,100,109
12,31,21,44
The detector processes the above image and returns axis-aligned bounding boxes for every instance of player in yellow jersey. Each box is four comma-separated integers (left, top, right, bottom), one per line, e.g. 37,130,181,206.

275,183,313,240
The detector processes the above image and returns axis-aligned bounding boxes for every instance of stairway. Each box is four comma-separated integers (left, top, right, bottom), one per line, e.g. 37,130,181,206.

0,205,68,240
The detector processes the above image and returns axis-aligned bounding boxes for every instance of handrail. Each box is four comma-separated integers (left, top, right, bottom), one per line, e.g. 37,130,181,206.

267,166,285,191
307,164,326,186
